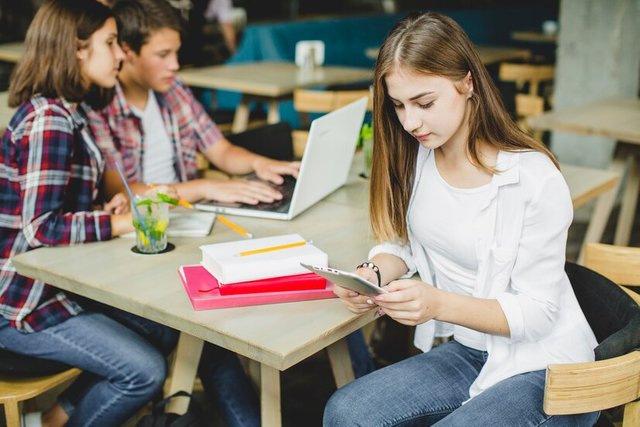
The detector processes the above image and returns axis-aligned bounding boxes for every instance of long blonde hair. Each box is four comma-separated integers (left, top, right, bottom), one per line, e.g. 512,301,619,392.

370,11,557,243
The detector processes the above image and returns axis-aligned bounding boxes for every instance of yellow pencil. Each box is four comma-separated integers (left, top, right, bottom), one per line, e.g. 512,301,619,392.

177,199,193,209
238,240,308,257
218,215,254,239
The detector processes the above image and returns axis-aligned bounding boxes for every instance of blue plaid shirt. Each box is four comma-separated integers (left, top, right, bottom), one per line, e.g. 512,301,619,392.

0,96,112,332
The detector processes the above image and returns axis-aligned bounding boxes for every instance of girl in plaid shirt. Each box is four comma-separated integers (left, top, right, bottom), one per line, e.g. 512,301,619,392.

0,1,176,426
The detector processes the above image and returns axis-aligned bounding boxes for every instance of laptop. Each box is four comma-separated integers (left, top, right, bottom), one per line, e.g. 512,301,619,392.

195,96,368,220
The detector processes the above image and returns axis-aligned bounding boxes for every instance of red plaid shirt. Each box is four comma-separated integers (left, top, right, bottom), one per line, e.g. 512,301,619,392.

88,79,223,183
0,97,112,332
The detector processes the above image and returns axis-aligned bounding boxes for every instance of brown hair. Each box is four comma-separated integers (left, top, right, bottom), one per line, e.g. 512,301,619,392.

112,0,183,54
370,11,558,243
8,0,114,108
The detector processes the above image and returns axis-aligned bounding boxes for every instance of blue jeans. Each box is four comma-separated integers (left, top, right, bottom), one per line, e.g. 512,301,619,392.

95,305,261,427
0,313,167,427
346,329,375,378
324,340,600,426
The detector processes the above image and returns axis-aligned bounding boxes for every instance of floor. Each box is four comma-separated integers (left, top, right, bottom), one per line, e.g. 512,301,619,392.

2,203,638,427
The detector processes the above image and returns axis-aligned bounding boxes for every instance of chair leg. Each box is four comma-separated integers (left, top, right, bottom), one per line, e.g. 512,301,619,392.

622,400,640,427
3,399,21,427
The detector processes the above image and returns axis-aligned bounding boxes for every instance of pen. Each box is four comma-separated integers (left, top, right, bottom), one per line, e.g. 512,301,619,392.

238,240,309,257
114,162,155,246
218,215,254,239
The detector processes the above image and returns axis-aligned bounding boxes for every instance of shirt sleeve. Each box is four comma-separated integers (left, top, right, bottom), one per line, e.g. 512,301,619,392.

368,240,417,278
177,80,224,154
496,169,573,343
86,107,123,171
18,106,112,246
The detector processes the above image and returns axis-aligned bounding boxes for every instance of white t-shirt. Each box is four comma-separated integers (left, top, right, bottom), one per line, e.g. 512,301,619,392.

132,91,179,185
409,151,492,351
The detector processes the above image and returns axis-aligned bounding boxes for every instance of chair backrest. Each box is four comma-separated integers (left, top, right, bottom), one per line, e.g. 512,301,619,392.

291,88,372,158
543,263,640,417
498,63,555,96
293,89,373,116
564,262,640,360
584,243,640,302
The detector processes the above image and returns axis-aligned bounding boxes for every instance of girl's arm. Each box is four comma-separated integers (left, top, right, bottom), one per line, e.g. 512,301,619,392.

18,106,113,246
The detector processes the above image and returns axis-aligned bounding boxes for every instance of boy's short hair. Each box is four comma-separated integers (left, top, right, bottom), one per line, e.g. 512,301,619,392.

112,0,183,53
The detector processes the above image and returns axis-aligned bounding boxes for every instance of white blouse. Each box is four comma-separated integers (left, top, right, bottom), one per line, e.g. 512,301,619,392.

369,146,597,398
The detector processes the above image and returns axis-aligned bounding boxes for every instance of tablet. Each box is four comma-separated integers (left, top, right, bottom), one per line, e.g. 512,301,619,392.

300,263,387,296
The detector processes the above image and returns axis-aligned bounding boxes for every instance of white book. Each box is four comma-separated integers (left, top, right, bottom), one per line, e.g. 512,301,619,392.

200,233,328,284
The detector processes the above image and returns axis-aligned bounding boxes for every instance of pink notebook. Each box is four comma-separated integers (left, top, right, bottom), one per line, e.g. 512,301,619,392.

178,265,336,310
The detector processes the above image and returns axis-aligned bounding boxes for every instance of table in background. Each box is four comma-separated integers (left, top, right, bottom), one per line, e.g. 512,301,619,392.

511,31,557,43
13,161,375,427
0,42,23,63
0,92,14,129
529,97,640,247
178,61,372,133
365,45,531,65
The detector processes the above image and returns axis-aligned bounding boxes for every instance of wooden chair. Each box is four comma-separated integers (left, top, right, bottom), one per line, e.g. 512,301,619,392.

498,63,555,140
292,88,373,158
0,350,81,427
584,242,640,304
544,262,640,426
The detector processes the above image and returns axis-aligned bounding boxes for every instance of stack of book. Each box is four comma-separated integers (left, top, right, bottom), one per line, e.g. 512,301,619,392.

178,233,336,309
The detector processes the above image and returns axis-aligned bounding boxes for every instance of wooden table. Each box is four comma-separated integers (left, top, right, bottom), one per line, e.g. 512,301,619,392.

0,92,14,129
13,162,376,427
178,61,372,133
365,45,531,65
0,42,24,63
529,97,640,247
511,31,557,44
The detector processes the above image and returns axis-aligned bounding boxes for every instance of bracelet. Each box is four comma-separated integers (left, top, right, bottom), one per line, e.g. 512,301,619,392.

356,261,381,286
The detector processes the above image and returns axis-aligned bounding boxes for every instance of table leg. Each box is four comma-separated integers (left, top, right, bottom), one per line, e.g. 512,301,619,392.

260,363,282,427
614,155,640,246
266,100,280,124
164,333,204,414
326,337,355,388
232,94,251,133
577,158,625,264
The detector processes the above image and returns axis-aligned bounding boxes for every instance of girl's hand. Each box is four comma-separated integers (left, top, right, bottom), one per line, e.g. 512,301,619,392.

333,283,378,313
333,267,382,314
373,279,443,326
104,193,129,215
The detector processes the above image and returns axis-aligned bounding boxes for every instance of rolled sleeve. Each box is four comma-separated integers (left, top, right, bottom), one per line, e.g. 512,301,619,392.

368,241,416,278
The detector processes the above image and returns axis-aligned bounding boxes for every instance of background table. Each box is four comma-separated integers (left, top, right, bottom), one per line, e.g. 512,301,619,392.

0,42,23,63
178,61,372,133
529,97,640,247
365,45,531,64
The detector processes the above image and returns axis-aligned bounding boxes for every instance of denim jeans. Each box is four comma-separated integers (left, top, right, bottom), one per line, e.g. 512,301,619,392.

324,340,600,427
95,305,261,427
0,313,167,427
346,329,375,378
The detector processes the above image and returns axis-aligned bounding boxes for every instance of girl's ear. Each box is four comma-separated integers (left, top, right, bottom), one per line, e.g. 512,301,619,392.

77,40,89,61
464,71,474,97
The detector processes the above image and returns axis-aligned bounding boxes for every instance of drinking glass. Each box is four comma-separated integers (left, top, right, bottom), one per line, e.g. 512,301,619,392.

131,195,169,254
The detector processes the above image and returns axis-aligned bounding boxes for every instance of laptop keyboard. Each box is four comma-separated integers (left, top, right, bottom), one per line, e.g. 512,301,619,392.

241,174,297,213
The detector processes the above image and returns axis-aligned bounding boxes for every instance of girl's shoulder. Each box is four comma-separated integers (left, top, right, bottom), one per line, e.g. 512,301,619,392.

9,96,75,139
516,150,559,176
